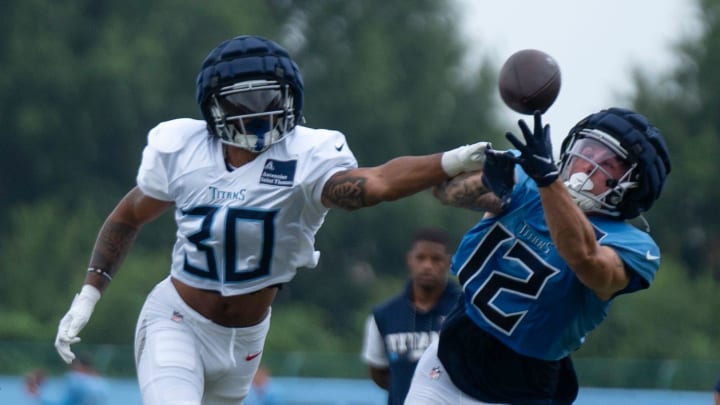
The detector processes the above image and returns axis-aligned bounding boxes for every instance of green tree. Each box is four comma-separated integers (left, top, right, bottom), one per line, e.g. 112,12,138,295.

0,0,281,225
1,0,719,381
0,0,502,351
272,0,501,345
571,0,720,362
0,0,286,342
578,258,720,360
631,0,720,280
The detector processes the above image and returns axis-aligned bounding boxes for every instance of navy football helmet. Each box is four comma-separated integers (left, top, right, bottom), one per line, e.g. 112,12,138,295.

196,35,304,152
559,108,671,219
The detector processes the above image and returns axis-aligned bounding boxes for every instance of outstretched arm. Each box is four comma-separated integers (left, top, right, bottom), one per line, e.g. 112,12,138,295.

539,181,629,300
507,112,629,300
432,171,504,214
322,154,447,209
322,142,490,210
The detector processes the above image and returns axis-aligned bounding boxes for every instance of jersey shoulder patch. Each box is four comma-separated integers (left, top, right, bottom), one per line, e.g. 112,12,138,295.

147,118,208,153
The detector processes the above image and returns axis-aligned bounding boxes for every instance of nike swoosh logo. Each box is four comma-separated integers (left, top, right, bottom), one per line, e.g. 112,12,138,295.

245,351,262,361
334,142,345,151
533,154,554,164
645,251,660,261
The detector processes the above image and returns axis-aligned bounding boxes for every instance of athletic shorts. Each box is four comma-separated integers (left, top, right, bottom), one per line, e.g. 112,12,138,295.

436,305,578,404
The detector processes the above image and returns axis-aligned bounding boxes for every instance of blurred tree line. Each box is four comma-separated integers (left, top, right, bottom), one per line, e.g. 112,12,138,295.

0,0,717,371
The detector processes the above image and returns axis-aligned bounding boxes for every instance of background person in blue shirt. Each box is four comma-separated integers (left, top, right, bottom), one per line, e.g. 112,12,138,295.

361,227,461,405
25,353,109,405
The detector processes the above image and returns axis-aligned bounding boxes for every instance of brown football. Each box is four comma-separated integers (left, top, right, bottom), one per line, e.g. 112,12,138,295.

498,49,561,115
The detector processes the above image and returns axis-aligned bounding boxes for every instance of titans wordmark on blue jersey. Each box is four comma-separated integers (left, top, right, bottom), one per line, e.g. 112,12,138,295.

453,168,660,361
372,282,460,405
136,119,358,296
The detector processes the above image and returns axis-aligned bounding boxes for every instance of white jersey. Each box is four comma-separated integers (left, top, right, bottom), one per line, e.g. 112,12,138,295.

136,118,358,296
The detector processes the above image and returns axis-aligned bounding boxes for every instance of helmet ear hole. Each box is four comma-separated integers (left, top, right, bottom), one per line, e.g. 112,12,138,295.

607,193,622,205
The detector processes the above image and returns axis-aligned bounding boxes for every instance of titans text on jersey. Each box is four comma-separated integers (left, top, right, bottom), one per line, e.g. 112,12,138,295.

452,167,659,361
137,118,358,296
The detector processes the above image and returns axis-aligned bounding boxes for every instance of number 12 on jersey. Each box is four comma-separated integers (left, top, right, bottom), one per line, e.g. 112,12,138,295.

456,224,560,335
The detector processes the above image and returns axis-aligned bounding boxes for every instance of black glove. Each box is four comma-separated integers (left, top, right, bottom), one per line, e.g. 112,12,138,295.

481,147,516,209
505,111,559,187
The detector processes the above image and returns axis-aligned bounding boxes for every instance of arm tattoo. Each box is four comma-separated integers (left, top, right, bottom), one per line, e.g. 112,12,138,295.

433,173,502,212
89,221,140,276
323,173,369,210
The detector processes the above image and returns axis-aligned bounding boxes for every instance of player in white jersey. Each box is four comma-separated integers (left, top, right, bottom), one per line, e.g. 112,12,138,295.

53,35,491,405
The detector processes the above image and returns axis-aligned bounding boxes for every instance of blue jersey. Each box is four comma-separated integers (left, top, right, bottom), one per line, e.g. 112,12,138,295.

452,168,660,361
371,281,460,405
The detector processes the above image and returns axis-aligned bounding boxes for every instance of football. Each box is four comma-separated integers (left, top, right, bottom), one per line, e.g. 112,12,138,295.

498,49,561,115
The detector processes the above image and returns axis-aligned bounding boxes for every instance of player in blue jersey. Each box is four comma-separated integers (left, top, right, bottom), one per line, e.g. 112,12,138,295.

405,109,671,404
52,35,491,405
361,227,461,405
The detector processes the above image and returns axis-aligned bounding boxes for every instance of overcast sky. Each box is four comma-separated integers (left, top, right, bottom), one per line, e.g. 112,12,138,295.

454,0,700,151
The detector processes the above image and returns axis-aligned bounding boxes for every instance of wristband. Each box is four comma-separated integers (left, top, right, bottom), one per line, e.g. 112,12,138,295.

88,267,113,282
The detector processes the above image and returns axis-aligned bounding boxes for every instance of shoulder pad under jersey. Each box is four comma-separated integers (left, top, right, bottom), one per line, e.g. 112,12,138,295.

147,118,208,153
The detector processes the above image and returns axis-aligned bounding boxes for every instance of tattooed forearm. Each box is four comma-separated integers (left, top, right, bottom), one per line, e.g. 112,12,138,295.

433,181,486,210
432,172,502,212
322,173,369,210
89,220,140,276
83,187,171,289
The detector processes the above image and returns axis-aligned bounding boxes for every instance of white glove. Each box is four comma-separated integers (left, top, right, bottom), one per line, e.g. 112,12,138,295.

54,285,101,364
441,142,491,177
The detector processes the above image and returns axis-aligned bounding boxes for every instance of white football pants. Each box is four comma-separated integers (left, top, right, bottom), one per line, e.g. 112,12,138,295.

134,277,271,405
